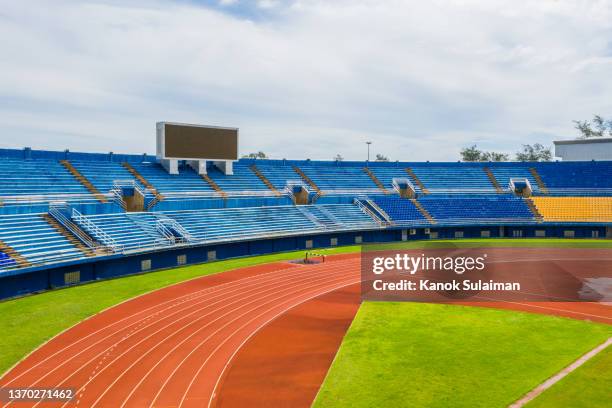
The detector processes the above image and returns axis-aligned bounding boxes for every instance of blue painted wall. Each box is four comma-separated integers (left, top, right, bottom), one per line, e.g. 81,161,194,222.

0,224,606,300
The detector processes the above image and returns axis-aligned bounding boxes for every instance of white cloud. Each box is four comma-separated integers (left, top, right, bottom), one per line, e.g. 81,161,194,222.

0,0,611,160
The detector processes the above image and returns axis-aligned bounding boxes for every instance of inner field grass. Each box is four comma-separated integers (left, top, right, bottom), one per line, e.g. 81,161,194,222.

0,238,609,376
525,344,612,408
314,302,612,408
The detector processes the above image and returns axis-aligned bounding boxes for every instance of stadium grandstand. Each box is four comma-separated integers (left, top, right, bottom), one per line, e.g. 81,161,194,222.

0,137,611,299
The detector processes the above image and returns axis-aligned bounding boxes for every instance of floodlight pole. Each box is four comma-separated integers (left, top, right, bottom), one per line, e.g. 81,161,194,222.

366,141,372,163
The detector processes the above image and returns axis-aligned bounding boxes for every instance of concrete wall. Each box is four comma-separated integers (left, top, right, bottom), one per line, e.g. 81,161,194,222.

554,138,612,161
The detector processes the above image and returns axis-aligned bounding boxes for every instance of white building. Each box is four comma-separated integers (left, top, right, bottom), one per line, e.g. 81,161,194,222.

554,138,612,161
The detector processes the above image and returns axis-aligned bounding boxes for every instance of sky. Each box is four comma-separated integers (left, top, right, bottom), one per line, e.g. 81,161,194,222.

0,0,611,161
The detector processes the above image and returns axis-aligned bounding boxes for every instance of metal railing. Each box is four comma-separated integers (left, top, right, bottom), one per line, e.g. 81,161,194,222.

296,206,326,228
0,193,113,205
317,205,342,225
71,208,123,253
49,202,98,249
155,215,194,244
354,198,387,227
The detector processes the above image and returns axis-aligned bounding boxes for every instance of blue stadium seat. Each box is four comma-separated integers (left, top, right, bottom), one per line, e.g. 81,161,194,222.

0,214,88,269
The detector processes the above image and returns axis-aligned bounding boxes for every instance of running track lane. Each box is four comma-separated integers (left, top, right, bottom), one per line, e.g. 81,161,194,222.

2,251,611,407
0,257,360,408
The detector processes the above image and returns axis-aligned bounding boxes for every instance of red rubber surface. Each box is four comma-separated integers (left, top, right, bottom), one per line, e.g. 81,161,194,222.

1,251,609,408
0,257,360,408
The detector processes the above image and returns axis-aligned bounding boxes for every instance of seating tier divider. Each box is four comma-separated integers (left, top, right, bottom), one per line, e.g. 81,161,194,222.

0,239,31,267
525,198,544,222
410,199,436,224
42,214,95,256
250,164,282,196
60,160,107,203
200,174,227,198
405,168,430,194
292,165,322,194
364,167,389,194
484,167,503,193
121,162,164,206
529,168,549,194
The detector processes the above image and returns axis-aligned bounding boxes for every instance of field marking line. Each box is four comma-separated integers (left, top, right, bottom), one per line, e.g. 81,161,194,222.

94,267,358,408
184,277,361,408
508,337,612,408
27,263,349,408
207,279,361,408
0,260,301,386
63,264,356,408
472,296,612,321
4,264,319,404
149,267,359,408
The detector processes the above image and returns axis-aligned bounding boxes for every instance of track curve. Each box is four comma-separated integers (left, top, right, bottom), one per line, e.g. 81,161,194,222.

1,250,610,408
0,256,360,408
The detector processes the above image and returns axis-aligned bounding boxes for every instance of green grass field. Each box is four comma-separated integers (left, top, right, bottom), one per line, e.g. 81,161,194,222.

1,237,610,385
314,302,612,408
525,343,612,408
365,237,612,250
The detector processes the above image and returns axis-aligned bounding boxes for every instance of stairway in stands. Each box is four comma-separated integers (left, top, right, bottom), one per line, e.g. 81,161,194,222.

0,240,30,267
364,168,389,194
200,174,227,198
293,165,322,195
524,198,544,223
529,168,549,194
121,162,165,208
42,214,96,256
483,167,503,193
411,199,436,224
405,168,430,194
60,160,107,203
250,164,282,197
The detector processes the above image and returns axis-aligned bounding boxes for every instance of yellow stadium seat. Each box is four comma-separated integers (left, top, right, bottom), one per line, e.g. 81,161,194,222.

531,197,612,223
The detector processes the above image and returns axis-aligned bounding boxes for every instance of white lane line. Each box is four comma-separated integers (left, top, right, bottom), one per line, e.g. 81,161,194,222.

63,264,355,408
93,267,357,408
509,337,612,408
151,272,359,408
9,265,313,407
179,276,360,408
206,280,360,408
0,262,300,387
30,264,343,408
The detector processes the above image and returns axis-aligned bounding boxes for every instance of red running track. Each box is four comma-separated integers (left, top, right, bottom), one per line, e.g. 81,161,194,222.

0,256,361,408
1,252,610,408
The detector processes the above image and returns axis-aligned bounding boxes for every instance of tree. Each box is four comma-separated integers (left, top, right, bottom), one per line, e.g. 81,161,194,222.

242,151,268,159
375,153,389,162
334,154,344,161
460,145,509,162
481,151,510,162
574,115,612,139
460,145,483,162
515,143,553,162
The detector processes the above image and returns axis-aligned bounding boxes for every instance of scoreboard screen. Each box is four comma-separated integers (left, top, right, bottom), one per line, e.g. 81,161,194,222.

157,122,238,160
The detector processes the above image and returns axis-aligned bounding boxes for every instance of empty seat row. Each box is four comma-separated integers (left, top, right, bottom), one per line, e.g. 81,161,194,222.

531,197,612,223
419,196,534,222
77,204,379,252
0,214,87,269
373,196,535,224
